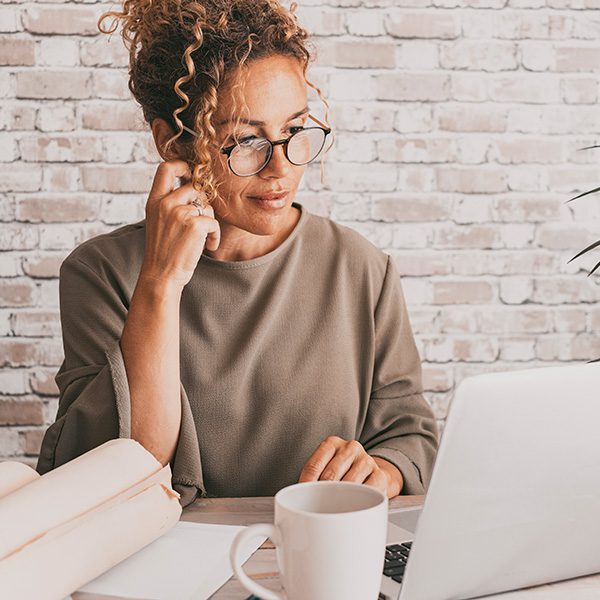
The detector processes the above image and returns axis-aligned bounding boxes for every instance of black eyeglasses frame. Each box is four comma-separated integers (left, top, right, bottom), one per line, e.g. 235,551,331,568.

219,113,332,177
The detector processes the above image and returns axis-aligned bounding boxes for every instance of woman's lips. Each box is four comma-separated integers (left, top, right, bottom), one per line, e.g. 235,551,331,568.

250,191,288,201
248,191,288,209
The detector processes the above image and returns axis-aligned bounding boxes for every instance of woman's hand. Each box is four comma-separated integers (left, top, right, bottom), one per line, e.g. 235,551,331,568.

298,436,404,499
139,159,221,291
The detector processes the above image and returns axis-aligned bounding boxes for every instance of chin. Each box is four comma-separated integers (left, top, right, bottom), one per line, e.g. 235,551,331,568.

218,194,296,228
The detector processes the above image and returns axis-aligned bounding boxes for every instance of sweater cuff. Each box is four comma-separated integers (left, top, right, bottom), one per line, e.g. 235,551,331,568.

104,340,206,507
368,446,425,496
106,341,132,438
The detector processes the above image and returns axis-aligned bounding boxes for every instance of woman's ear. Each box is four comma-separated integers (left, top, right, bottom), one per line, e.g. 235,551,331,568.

151,118,183,161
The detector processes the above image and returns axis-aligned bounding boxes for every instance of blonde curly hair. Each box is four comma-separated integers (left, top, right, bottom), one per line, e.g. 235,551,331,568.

98,0,330,206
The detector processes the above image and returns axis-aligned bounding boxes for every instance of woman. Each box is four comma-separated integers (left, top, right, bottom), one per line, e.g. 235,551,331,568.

36,0,439,507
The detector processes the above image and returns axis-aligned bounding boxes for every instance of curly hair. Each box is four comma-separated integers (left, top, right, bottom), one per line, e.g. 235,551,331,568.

98,0,330,206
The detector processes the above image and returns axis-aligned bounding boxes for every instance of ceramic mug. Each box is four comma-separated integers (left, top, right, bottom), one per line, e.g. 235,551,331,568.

229,481,388,600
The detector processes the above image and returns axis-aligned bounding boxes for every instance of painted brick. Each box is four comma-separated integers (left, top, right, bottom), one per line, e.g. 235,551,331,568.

385,12,460,39
0,338,63,367
1,164,42,192
80,37,129,68
4,1,600,464
433,280,496,304
36,102,76,132
0,37,34,65
376,72,449,102
0,397,44,425
378,136,455,163
20,427,44,454
0,103,36,131
0,429,21,456
397,41,439,70
10,310,60,337
391,252,452,276
19,134,104,163
41,164,81,193
438,105,507,132
371,195,452,221
489,138,564,164
440,41,518,71
81,164,155,194
22,253,65,278
23,6,101,36
16,70,92,100
0,7,22,33
0,279,37,307
29,368,59,396
79,101,147,131
330,40,396,68
37,38,79,67
436,167,508,194
346,11,385,36
0,369,28,394
450,72,488,101
296,6,346,35
500,276,534,304
0,225,38,250
395,104,434,133
556,46,600,72
489,74,561,103
92,70,131,101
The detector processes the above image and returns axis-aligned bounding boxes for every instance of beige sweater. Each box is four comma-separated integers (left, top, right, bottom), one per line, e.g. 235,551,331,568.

37,201,439,507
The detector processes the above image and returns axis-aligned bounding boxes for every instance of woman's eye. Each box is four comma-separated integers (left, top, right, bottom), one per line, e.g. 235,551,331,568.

224,134,257,147
289,126,305,135
238,135,258,146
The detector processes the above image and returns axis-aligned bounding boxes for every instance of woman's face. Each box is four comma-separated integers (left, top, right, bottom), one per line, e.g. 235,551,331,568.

209,54,309,236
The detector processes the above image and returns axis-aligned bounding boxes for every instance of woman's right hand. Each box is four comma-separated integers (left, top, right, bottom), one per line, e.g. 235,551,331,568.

139,159,221,291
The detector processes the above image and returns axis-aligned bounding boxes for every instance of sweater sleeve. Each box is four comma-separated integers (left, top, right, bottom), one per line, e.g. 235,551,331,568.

359,254,439,495
35,256,205,507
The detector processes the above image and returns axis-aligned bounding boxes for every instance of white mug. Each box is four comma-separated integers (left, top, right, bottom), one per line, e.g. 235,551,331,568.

229,481,388,600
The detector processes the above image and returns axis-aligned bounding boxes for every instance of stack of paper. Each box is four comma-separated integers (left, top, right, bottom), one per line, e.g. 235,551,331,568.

0,439,182,600
81,520,267,599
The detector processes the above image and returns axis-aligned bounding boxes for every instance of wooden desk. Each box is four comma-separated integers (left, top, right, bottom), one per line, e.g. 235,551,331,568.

181,495,423,599
75,495,600,600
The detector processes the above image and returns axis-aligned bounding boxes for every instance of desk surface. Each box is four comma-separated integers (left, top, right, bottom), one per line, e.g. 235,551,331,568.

74,495,600,600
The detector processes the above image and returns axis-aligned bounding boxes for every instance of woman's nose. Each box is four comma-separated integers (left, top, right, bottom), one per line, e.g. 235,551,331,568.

260,143,290,179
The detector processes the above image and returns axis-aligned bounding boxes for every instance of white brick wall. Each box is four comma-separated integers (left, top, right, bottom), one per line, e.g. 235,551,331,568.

2,1,600,465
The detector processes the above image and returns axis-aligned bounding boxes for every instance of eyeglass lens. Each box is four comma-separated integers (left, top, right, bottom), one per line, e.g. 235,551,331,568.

229,128,326,176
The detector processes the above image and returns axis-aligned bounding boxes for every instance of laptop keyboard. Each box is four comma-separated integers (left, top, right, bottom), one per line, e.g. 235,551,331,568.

383,541,412,584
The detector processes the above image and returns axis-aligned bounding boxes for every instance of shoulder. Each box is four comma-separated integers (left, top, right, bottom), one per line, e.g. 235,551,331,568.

302,210,390,295
60,220,146,284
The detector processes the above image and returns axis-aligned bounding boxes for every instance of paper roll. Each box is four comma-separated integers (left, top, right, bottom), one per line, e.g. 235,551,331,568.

0,462,39,499
0,439,182,600
0,438,164,561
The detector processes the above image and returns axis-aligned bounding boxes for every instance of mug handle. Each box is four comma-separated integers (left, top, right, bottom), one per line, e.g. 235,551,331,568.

229,523,286,600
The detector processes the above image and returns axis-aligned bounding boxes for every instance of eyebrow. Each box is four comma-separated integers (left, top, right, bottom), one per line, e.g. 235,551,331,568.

216,107,309,127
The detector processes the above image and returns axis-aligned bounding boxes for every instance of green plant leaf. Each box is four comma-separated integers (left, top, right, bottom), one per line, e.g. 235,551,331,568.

568,239,600,263
569,145,600,277
588,258,600,277
566,185,600,203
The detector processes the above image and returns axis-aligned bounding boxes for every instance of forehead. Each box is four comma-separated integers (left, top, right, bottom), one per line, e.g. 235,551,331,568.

215,54,308,125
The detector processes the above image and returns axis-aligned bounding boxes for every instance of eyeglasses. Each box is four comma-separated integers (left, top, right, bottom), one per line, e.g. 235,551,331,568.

181,114,331,177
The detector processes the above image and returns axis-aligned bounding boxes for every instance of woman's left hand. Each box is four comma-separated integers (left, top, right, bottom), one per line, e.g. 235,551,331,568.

298,436,403,499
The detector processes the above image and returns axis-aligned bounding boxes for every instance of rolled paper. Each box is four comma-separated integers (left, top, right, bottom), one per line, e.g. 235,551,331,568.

0,438,182,600
0,438,166,561
0,462,39,499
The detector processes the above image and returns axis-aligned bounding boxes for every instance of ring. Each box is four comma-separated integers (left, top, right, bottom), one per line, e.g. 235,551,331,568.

191,198,205,217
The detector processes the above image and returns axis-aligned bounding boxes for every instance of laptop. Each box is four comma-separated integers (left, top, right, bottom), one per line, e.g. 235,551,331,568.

378,362,600,600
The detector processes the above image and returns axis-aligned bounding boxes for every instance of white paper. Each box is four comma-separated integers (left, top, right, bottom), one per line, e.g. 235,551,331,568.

80,521,267,600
